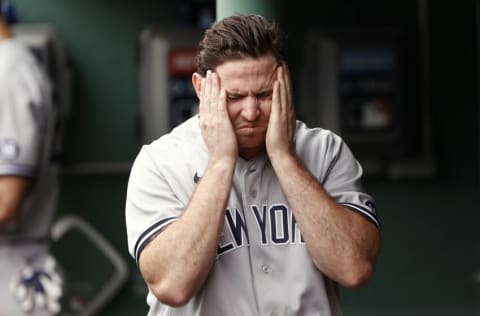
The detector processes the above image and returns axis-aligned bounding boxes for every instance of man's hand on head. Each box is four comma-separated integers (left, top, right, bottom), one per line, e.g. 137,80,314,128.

266,63,296,161
198,70,238,166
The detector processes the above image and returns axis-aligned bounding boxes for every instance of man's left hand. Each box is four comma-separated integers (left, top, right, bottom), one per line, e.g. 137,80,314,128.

266,63,296,160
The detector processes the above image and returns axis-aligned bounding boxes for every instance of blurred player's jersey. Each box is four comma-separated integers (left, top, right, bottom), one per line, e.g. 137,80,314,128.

0,38,59,241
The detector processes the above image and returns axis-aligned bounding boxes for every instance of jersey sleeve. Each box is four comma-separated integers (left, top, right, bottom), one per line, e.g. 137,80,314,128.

125,146,185,264
321,134,380,230
0,58,46,177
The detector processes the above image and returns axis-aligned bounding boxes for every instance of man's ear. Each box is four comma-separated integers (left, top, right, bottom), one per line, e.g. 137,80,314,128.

192,72,203,99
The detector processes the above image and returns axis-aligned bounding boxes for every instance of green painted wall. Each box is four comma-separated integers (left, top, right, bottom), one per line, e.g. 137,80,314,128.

216,0,280,20
7,0,479,315
10,0,183,163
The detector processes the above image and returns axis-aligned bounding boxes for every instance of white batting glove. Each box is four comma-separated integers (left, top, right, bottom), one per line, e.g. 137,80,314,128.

9,255,63,314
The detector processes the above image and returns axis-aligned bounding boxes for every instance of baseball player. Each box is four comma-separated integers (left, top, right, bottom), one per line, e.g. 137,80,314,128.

0,7,63,315
126,14,381,316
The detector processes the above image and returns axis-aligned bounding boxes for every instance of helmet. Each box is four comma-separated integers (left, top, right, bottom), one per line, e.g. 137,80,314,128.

1,1,17,24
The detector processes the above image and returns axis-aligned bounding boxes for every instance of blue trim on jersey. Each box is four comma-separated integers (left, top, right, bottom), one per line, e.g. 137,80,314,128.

0,165,34,176
134,217,176,263
342,203,381,231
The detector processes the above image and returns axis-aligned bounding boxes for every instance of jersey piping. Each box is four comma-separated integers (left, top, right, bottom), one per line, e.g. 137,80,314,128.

0,165,34,176
134,216,177,264
342,203,381,230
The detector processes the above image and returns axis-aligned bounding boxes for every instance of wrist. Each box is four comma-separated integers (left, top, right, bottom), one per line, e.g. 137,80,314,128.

268,148,297,168
208,157,237,174
269,153,300,179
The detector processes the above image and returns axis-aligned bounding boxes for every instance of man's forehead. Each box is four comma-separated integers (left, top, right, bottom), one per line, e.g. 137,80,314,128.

223,78,275,94
215,55,278,73
216,56,278,91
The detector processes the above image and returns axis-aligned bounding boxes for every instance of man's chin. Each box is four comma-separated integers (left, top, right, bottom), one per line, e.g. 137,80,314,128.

237,137,266,156
236,135,265,148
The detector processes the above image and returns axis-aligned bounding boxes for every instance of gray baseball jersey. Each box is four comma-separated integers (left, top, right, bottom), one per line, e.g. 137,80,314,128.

0,38,59,316
126,115,380,316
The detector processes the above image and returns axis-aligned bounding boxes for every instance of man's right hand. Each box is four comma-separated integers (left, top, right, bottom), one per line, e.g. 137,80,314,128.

139,73,238,306
198,70,238,165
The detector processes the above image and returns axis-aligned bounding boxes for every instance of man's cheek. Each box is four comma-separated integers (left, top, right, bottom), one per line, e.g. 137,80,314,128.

226,104,239,121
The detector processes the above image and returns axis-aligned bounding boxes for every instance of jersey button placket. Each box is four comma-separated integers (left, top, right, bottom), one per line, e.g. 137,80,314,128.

248,164,258,199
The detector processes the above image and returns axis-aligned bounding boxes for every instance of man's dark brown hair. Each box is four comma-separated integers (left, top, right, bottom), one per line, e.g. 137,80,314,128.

196,14,285,76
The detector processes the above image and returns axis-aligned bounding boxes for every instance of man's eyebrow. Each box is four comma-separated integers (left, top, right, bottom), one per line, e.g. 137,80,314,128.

225,90,246,96
254,88,273,96
226,88,273,96
258,87,273,92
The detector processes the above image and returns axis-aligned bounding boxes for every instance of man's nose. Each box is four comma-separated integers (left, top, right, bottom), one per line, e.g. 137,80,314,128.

242,96,259,120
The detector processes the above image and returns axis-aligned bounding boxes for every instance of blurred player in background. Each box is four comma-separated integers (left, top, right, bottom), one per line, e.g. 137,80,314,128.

0,4,63,315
